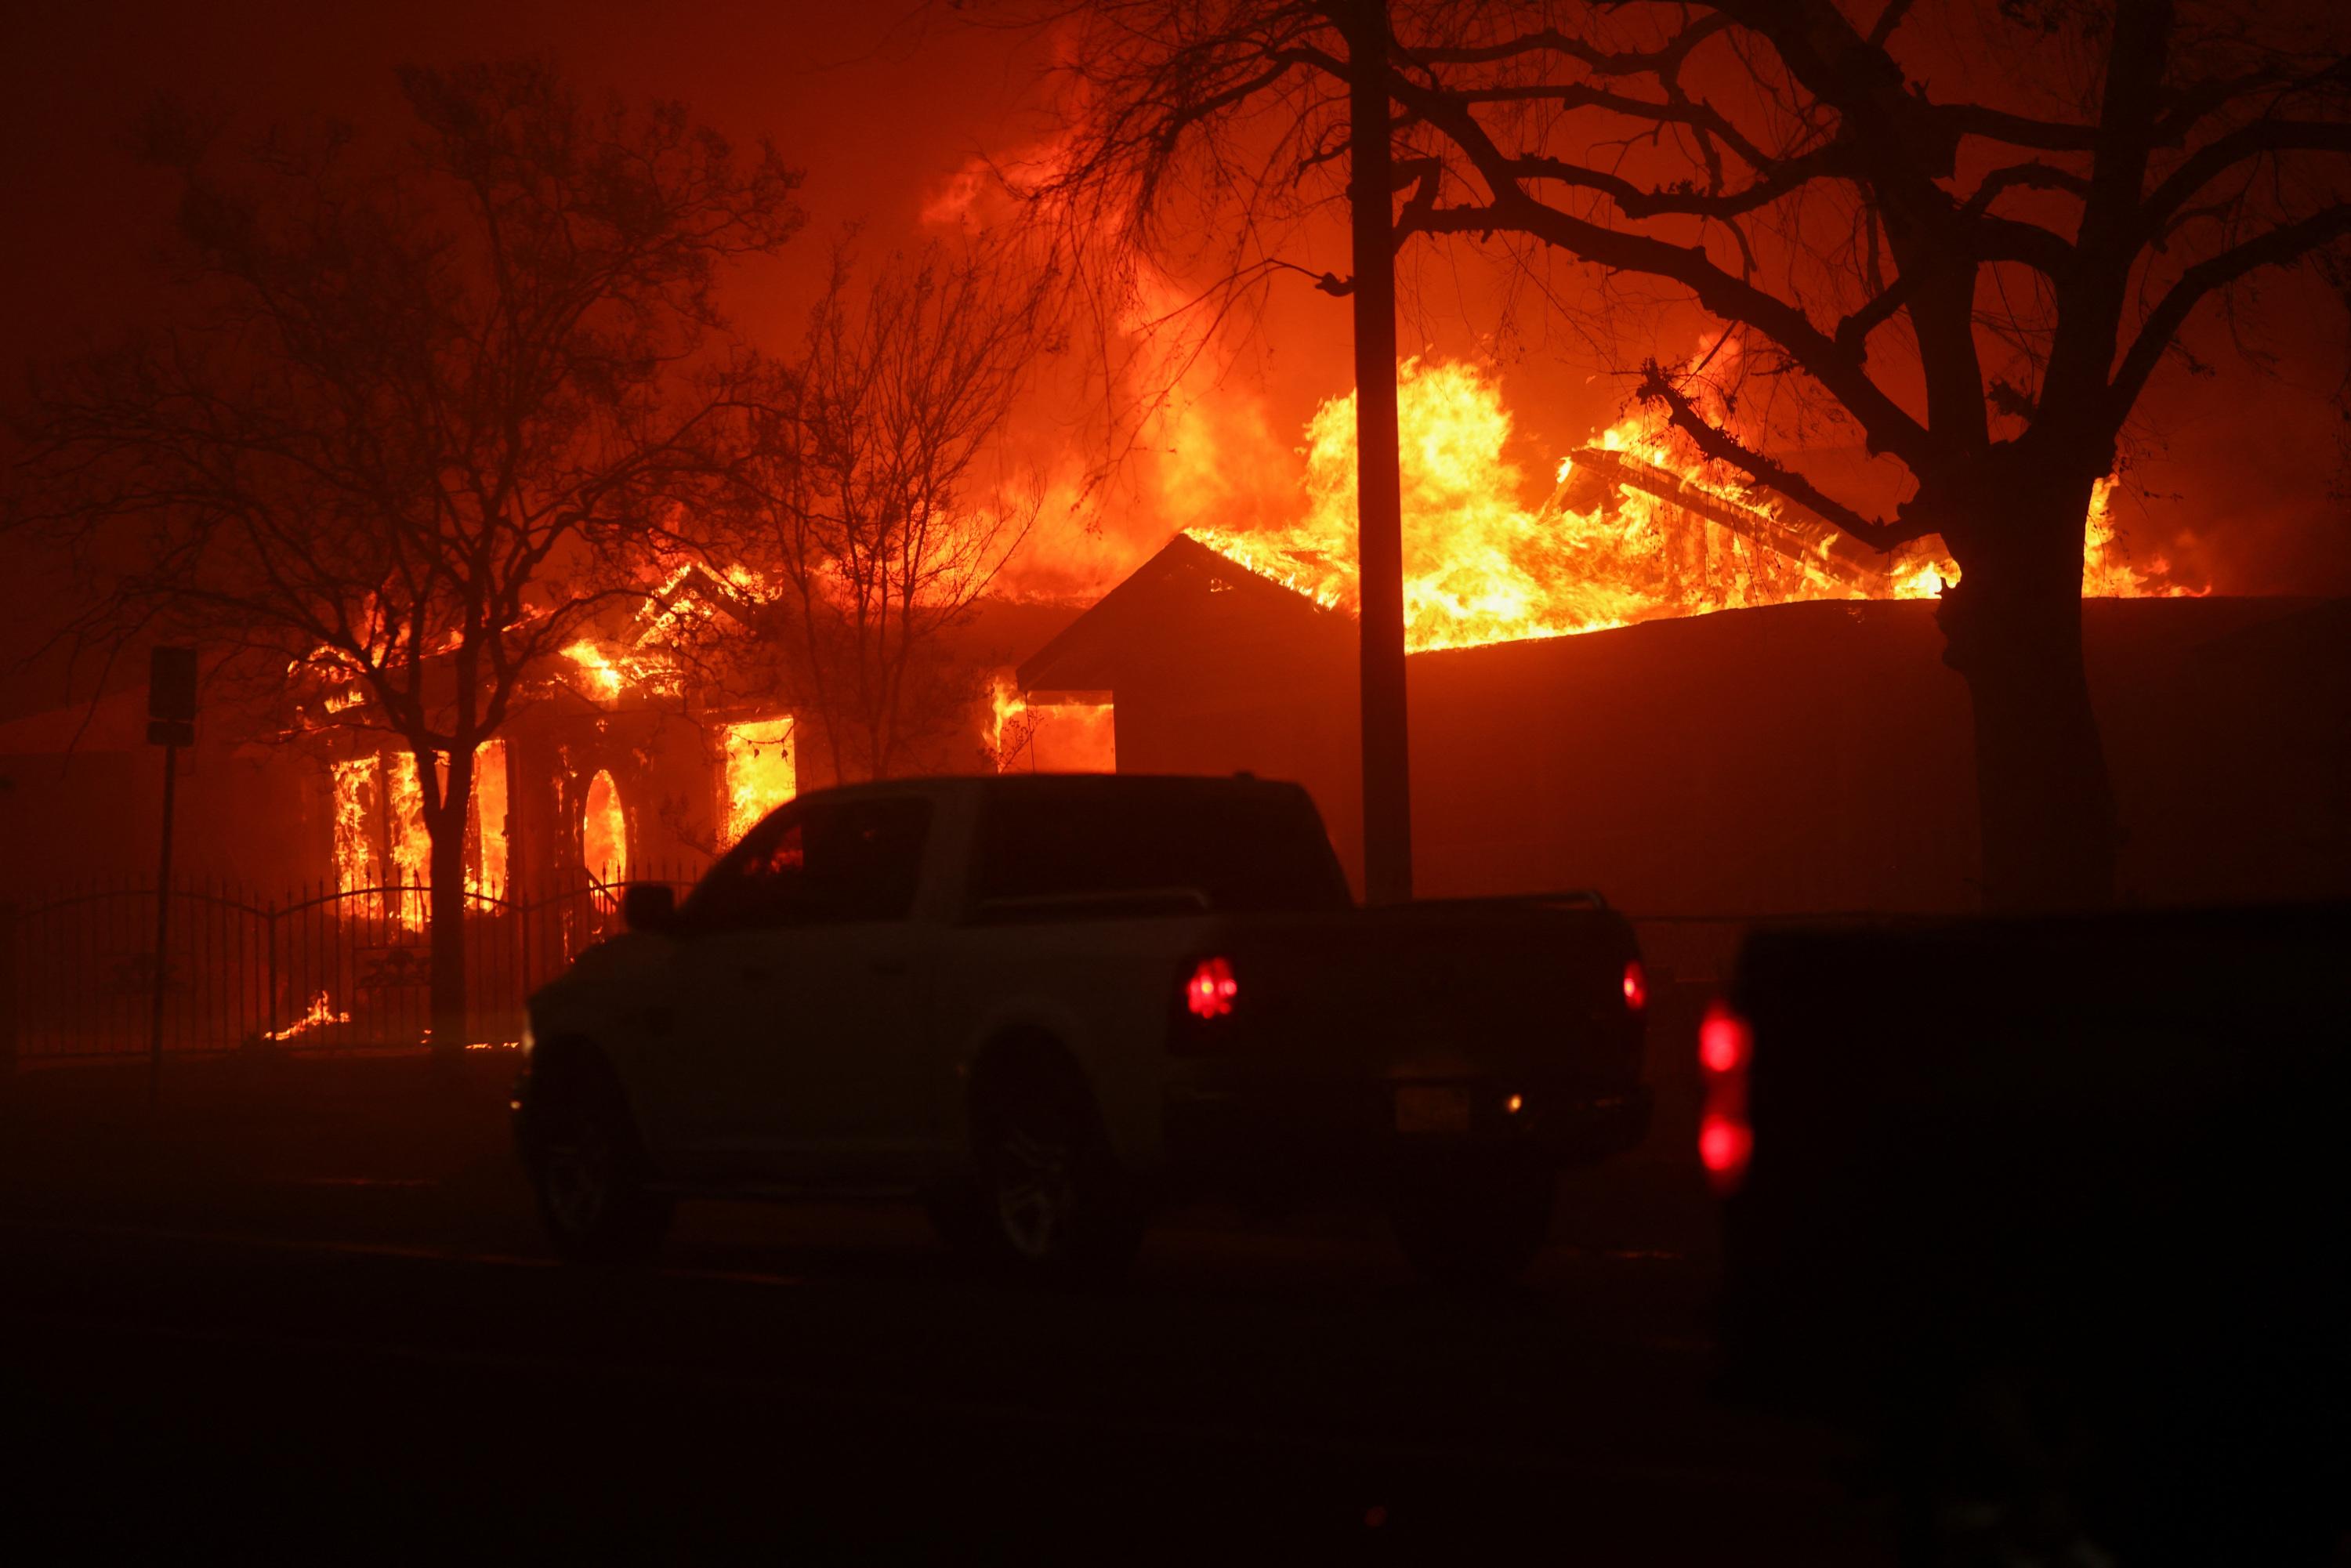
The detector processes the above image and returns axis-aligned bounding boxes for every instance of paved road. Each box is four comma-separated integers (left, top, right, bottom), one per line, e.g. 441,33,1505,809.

0,1065,1891,1562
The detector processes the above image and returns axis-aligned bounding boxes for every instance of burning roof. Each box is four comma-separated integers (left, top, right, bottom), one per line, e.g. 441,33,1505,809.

1173,358,2190,655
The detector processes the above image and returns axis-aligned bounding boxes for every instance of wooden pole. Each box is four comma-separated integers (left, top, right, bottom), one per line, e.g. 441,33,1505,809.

148,741,179,1105
1344,0,1412,906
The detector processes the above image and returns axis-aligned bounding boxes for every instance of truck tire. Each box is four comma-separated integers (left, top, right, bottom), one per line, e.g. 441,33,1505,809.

1388,1157,1556,1290
528,1056,672,1266
969,1058,1144,1285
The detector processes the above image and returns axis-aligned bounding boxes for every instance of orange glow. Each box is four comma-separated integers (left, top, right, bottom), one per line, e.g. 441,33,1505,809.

332,755,379,911
387,751,429,929
1034,702,1115,773
721,718,796,846
563,639,628,701
560,638,680,702
1622,960,1648,1012
333,744,503,917
473,740,509,895
989,679,1034,769
1186,356,2191,653
264,990,350,1042
582,770,627,886
1504,1093,1524,1115
2079,476,2198,598
992,683,1116,773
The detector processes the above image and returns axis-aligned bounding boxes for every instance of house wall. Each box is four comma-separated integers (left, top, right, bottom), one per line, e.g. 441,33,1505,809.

1069,593,2349,917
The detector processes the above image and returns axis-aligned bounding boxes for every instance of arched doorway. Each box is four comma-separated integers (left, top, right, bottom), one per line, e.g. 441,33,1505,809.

581,770,628,887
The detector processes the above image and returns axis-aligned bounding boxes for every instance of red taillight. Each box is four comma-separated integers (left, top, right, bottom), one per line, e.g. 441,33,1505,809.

1698,1005,1748,1074
1698,1113,1752,1179
1621,959,1647,1011
1185,956,1237,1019
1697,999,1753,1194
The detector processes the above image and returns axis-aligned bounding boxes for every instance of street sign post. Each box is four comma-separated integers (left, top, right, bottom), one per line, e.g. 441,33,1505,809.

147,647,197,1104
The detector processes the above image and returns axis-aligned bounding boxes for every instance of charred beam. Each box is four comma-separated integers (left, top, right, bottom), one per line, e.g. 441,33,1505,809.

1554,448,1895,592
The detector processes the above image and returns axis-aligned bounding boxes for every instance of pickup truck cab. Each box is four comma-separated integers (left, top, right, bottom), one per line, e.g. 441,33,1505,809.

517,774,1650,1284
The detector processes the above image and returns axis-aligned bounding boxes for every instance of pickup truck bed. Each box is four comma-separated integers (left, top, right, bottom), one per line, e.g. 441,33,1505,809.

519,774,1651,1286
1154,897,1650,1193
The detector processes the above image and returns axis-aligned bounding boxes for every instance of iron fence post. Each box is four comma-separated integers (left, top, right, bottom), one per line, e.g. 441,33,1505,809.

264,900,280,1041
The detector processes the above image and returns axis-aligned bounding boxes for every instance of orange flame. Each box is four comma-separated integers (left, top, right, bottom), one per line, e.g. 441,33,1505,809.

264,989,350,1042
563,640,629,701
582,770,628,887
991,679,1116,773
988,678,1034,768
387,751,429,929
1186,358,2189,651
331,755,379,912
473,740,509,896
720,718,796,846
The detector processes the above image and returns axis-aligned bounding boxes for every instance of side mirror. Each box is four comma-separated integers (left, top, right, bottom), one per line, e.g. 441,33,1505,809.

620,882,677,933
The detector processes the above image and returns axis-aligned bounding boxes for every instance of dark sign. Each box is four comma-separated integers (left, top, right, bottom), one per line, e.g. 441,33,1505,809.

149,646,199,738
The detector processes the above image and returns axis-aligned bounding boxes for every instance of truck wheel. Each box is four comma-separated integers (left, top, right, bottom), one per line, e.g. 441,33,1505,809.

1388,1158,1556,1290
971,1063,1144,1284
529,1059,672,1266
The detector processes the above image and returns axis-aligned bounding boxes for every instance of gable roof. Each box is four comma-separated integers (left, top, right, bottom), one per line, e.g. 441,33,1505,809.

1017,533,1345,692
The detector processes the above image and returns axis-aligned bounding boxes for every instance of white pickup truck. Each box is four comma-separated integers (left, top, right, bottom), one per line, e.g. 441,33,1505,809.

516,774,1651,1284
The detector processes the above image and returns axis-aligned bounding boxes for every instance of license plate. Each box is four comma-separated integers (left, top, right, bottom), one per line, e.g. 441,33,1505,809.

1394,1085,1473,1134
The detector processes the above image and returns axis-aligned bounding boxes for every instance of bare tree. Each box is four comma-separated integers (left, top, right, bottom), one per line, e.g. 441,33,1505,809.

9,60,802,1050
1023,0,2351,911
701,241,1058,784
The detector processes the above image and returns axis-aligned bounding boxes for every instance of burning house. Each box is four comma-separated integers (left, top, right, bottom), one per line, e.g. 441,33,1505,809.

1016,403,2351,918
0,569,1089,905
0,566,1091,1056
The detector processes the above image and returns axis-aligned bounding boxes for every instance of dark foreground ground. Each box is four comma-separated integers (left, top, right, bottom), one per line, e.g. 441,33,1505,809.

0,1055,1887,1563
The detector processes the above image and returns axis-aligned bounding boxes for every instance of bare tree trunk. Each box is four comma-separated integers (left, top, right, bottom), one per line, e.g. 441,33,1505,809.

422,747,473,1059
1344,0,1412,906
1937,476,2120,913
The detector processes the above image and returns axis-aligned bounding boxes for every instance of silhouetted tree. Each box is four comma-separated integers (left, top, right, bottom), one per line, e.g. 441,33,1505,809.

1026,0,2351,910
9,60,801,1049
698,240,1057,784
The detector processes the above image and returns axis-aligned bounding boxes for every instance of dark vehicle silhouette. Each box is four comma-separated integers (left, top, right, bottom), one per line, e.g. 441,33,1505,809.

514,774,1650,1284
1708,903,2351,1565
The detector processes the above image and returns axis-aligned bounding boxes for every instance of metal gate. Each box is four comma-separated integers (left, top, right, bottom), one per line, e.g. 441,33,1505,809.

2,865,701,1063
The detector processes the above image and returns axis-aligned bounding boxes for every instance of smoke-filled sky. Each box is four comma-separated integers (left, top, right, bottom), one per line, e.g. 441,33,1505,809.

5,0,2350,708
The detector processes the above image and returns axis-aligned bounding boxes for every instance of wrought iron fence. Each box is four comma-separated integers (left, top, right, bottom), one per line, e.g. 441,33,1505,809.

1,862,706,1063
0,886,1943,1067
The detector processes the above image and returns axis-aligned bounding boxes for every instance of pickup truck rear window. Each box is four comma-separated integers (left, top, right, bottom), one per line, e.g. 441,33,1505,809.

975,782,1350,914
686,795,933,928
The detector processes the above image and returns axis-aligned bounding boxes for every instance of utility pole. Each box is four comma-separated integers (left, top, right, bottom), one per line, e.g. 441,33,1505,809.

147,646,198,1106
1344,0,1412,904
